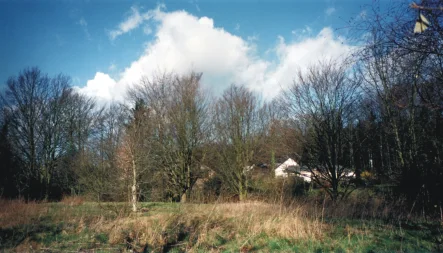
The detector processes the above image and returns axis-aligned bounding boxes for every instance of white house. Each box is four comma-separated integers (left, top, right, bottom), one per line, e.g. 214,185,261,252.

298,171,312,182
275,160,356,183
275,158,314,182
274,158,299,177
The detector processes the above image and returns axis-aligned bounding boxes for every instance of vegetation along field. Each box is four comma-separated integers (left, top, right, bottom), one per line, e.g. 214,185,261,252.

1,195,442,252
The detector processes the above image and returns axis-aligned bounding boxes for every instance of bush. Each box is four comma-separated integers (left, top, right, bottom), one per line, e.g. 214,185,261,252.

248,173,312,202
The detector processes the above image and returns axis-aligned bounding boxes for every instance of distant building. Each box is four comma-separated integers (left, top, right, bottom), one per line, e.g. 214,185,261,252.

298,170,312,182
275,158,313,182
275,159,355,183
274,158,299,177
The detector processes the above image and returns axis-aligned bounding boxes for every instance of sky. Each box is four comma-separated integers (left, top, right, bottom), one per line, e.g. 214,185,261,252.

0,0,388,103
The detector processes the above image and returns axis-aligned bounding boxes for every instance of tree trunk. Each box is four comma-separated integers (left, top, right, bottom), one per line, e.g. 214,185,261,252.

132,185,137,212
180,192,187,203
239,176,247,201
186,164,191,201
131,158,137,212
239,190,247,201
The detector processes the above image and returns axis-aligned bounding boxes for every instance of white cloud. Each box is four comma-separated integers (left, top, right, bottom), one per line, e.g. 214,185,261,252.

79,18,87,27
77,17,91,40
247,35,259,42
143,25,153,35
108,7,143,40
77,6,354,102
76,72,118,100
325,7,336,16
108,5,164,40
116,10,255,91
262,27,354,98
292,26,313,37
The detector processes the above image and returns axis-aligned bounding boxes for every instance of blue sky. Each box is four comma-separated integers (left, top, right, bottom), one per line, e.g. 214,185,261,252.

0,0,388,101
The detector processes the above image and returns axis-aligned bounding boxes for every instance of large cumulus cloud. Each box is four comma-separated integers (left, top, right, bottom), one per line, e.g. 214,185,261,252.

76,6,354,102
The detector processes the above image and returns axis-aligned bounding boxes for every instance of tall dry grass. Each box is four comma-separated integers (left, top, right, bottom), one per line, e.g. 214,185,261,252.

60,195,85,206
93,201,326,251
286,192,410,222
0,199,46,228
0,194,423,252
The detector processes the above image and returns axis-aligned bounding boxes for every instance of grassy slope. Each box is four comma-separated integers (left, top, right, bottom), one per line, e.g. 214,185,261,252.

0,199,441,252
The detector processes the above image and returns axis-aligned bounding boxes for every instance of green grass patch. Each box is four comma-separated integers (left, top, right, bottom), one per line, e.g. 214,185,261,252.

1,201,441,252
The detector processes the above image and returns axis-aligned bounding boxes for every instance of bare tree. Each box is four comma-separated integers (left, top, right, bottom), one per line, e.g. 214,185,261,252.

255,102,303,168
1,67,76,199
127,72,209,203
351,1,443,206
117,100,153,211
76,104,127,202
61,91,98,195
281,61,361,200
165,73,209,202
212,85,262,201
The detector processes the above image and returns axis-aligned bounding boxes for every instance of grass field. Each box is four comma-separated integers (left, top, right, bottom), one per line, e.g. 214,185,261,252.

0,198,442,252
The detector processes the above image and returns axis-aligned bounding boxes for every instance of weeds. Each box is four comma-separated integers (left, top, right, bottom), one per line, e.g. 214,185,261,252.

0,198,441,252
0,199,44,228
60,195,85,206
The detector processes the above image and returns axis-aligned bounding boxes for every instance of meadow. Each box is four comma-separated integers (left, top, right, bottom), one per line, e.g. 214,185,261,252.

1,194,441,253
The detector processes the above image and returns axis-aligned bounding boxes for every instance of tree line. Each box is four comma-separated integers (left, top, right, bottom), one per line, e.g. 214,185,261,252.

0,0,442,212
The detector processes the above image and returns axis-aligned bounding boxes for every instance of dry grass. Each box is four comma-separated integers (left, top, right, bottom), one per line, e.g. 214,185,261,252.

0,197,395,251
189,201,325,239
60,195,85,206
92,201,326,251
296,192,408,221
1,198,437,252
0,199,45,228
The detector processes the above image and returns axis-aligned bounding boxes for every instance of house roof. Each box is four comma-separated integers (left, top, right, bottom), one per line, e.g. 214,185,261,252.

275,158,298,172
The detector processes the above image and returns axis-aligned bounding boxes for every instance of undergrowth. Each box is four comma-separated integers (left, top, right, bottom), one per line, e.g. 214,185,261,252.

0,197,442,252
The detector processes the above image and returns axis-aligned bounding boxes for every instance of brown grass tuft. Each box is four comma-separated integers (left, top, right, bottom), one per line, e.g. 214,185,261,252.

61,195,85,206
92,201,326,251
0,199,45,228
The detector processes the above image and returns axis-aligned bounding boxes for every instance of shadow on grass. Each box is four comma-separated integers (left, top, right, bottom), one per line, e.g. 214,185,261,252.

0,221,63,250
326,219,442,253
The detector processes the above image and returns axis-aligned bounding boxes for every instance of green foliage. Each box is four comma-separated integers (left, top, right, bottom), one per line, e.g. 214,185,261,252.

95,233,109,244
